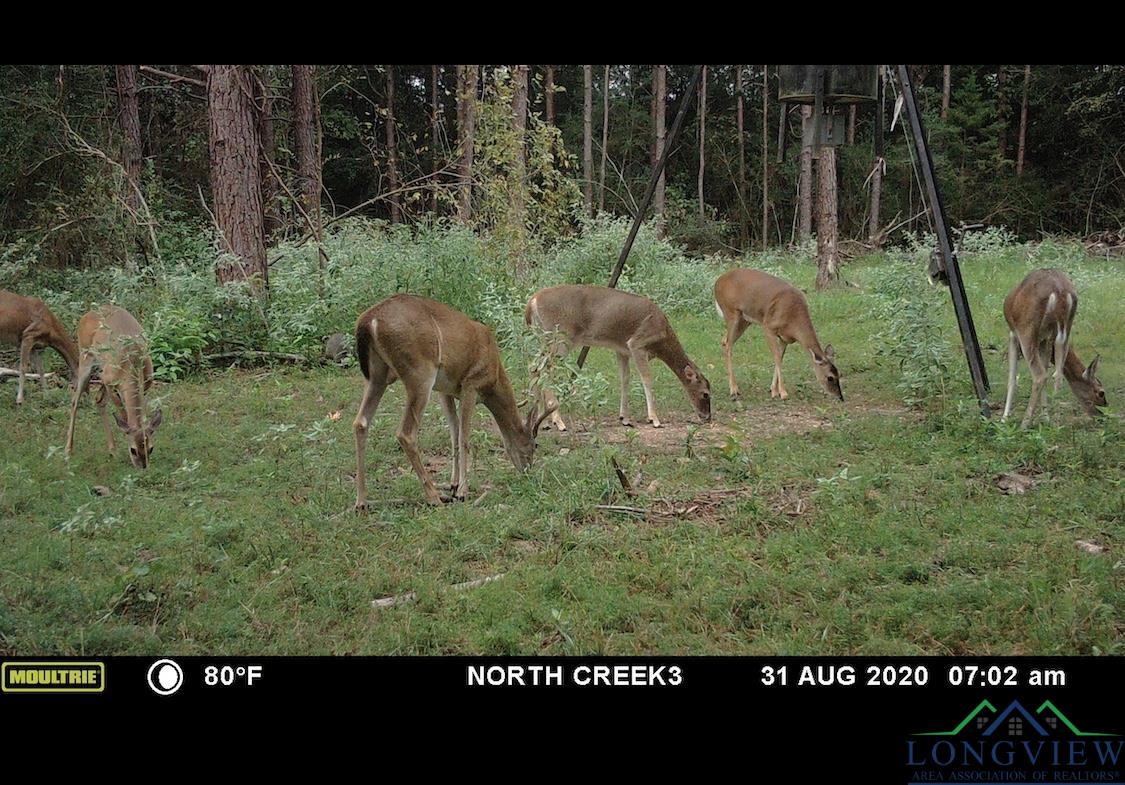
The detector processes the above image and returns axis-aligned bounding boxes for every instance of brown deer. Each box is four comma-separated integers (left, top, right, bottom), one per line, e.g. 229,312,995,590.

1002,268,1106,428
714,269,843,402
353,294,553,509
64,305,163,468
524,285,711,431
0,289,79,404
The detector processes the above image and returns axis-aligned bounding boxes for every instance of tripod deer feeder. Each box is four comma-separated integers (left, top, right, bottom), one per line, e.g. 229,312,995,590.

777,64,992,417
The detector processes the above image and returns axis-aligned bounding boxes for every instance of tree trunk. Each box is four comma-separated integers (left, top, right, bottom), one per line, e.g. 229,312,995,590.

736,66,747,248
385,65,401,224
761,65,769,250
583,65,594,216
798,105,813,242
291,65,322,238
847,104,856,145
431,65,442,213
256,70,280,239
815,146,839,290
941,65,951,120
653,65,666,233
457,65,478,222
698,66,707,221
207,65,267,291
869,157,883,246
599,65,610,214
997,66,1007,159
114,65,143,214
545,65,555,126
511,64,529,235
1017,65,1030,176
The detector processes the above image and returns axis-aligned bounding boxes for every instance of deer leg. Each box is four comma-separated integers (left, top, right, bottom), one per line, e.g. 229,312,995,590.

764,331,788,399
616,351,633,427
64,358,96,457
1052,325,1069,394
352,366,390,512
630,348,661,428
541,385,567,432
396,372,443,506
95,385,117,454
1020,343,1049,429
15,336,33,405
31,350,47,395
455,388,476,500
723,314,750,399
439,394,460,493
1002,331,1020,421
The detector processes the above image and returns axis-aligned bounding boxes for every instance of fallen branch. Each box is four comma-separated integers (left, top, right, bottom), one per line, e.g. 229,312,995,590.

372,573,505,610
0,367,57,381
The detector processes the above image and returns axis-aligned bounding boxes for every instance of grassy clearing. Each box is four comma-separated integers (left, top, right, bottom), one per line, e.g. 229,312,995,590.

0,250,1121,655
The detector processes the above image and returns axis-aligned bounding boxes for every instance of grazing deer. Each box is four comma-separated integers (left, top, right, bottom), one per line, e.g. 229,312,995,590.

353,294,553,509
64,305,163,468
524,284,711,431
0,289,79,404
714,269,843,402
1002,268,1106,428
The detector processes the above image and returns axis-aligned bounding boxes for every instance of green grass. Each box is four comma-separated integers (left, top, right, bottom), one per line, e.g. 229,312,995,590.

1,250,1121,655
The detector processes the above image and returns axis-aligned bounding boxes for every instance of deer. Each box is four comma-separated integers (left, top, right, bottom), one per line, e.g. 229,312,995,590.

0,289,79,405
353,294,554,509
1002,268,1106,428
524,284,712,431
714,268,843,402
64,305,163,469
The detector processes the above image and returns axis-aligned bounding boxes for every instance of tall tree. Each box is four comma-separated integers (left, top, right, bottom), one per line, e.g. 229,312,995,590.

255,70,280,239
583,65,594,216
457,65,478,222
761,65,769,249
941,65,952,120
291,65,322,238
207,65,267,290
599,65,610,214
869,67,885,247
815,147,839,290
847,105,856,144
114,65,142,214
736,66,748,247
1017,65,1031,176
511,65,529,234
544,65,555,126
997,65,1008,159
698,66,707,220
798,105,813,242
431,65,442,212
653,65,666,231
385,65,401,223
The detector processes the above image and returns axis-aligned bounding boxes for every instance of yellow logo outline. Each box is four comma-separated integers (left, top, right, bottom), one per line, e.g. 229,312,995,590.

1,662,106,693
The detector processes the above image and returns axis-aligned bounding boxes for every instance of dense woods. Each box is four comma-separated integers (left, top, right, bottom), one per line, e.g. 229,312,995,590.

2,64,1123,282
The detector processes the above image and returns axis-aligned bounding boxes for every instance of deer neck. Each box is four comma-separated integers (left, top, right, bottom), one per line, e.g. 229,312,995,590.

650,333,696,385
793,322,827,361
1061,347,1087,382
55,331,80,376
481,371,524,439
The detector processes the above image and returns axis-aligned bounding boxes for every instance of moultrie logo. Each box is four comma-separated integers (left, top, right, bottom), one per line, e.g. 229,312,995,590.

906,699,1122,782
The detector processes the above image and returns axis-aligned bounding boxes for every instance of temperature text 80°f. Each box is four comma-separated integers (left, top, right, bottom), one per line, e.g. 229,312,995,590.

203,665,264,687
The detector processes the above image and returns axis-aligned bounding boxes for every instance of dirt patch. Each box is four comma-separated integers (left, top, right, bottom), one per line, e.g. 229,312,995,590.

537,401,836,455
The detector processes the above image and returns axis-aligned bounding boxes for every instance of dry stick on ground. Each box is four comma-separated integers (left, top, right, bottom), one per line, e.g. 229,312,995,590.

372,573,506,610
0,367,57,381
202,351,310,365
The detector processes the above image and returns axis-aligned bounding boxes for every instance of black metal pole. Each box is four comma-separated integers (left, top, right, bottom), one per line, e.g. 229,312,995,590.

895,65,991,416
576,64,704,370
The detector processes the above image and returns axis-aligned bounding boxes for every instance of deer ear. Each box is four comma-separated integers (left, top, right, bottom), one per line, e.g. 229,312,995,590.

1085,354,1100,380
824,344,836,361
147,408,164,434
683,365,698,383
113,411,131,433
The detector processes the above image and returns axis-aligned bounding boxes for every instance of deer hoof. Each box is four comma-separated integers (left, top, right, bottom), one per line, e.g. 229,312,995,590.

354,500,370,513
619,417,634,428
729,390,740,400
649,420,662,429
